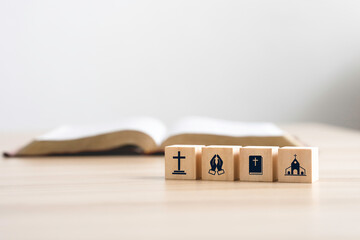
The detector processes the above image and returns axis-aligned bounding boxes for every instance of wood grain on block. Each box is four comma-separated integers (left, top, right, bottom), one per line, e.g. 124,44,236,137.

240,146,278,182
278,147,319,183
201,146,240,181
165,145,203,180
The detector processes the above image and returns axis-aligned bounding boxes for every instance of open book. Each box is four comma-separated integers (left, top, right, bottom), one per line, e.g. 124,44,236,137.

4,117,302,157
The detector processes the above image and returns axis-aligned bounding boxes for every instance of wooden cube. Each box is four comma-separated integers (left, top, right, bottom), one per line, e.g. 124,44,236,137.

165,145,203,180
278,147,319,183
239,146,279,182
201,146,240,181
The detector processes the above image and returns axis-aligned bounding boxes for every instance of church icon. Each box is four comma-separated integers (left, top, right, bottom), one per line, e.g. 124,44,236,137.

285,154,306,176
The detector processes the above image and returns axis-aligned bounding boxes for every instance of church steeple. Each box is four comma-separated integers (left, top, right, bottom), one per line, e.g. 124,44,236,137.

293,154,297,164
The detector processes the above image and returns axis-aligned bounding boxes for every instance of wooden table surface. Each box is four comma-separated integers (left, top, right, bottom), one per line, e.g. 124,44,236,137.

1,123,360,240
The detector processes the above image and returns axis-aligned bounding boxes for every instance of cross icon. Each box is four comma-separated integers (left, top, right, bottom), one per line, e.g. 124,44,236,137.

172,151,186,175
253,157,259,166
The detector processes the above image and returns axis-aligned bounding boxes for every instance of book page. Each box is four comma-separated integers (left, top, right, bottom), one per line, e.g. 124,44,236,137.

167,116,284,138
36,117,167,146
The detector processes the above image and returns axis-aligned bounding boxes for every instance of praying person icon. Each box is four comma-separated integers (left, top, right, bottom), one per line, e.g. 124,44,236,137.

208,154,225,175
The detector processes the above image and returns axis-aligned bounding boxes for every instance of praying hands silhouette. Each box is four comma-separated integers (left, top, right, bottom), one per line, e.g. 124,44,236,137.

208,154,225,175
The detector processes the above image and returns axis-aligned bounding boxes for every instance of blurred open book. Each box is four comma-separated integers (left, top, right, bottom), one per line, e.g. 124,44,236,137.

4,117,302,156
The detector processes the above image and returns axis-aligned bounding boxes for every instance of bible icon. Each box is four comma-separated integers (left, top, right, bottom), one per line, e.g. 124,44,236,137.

249,155,263,175
208,154,225,175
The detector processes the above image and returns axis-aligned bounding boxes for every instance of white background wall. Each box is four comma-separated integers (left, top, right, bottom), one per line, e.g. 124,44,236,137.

1,0,360,131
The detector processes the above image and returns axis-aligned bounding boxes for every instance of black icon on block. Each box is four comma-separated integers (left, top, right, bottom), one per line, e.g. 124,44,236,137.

249,155,263,175
172,151,186,175
285,154,306,176
208,154,225,175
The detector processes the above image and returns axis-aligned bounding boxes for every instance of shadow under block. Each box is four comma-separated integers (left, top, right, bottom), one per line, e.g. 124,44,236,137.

201,146,240,181
165,145,203,180
278,147,319,183
239,146,278,182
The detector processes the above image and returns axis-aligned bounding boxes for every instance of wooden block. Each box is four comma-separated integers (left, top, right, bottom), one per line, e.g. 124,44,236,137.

165,145,203,180
201,145,240,181
239,146,278,182
278,147,319,183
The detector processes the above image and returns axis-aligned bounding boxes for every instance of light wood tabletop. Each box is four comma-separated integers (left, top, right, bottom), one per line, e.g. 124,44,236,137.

1,123,360,240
